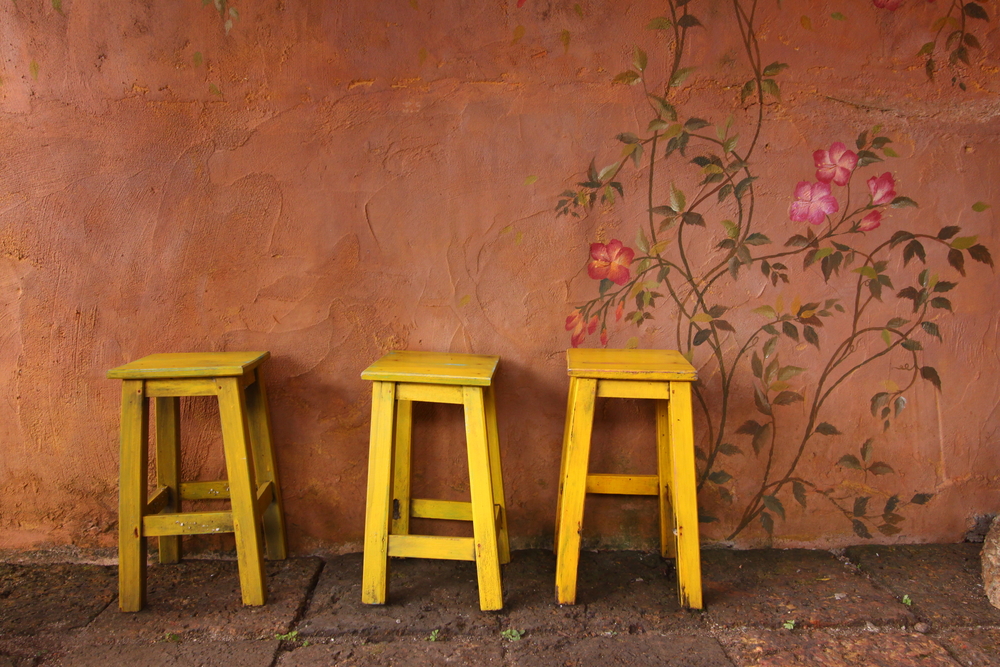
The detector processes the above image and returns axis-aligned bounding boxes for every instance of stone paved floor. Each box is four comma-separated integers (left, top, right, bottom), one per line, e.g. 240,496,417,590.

1,545,997,666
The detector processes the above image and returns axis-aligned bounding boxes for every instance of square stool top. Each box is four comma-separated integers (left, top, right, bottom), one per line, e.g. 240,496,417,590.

361,350,499,386
107,352,270,380
567,348,697,382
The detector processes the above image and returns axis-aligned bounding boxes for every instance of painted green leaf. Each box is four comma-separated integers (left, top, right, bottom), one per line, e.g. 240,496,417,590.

560,29,571,53
613,70,641,85
693,329,712,346
853,496,869,517
910,493,933,505
951,235,978,250
793,482,807,507
633,47,648,72
773,391,803,405
669,67,696,88
920,366,942,390
708,470,732,485
803,326,819,349
878,523,902,536
193,51,204,67
894,396,907,417
763,495,785,520
883,147,899,158
754,386,772,417
752,422,772,454
869,462,895,475
781,321,798,341
777,366,805,381
646,16,673,30
838,454,862,470
831,12,846,20
670,184,686,212
901,339,922,351
574,3,584,18
881,329,892,347
761,61,789,77
761,511,774,534
972,201,991,212
677,14,702,28
970,244,994,267
890,196,918,208
860,438,874,463
921,321,941,340
52,0,62,14
760,79,780,99
763,336,778,359
511,25,526,44
209,83,222,96
852,520,872,539
815,422,840,436
752,305,777,318
736,419,762,435
964,2,989,20
718,443,743,456
745,233,771,246
635,228,650,254
29,60,39,80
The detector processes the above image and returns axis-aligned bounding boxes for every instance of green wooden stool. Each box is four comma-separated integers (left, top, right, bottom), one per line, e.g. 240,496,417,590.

107,352,288,611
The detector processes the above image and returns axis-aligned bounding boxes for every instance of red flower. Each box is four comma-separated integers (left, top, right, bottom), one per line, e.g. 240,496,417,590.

566,311,598,347
867,172,896,205
873,0,904,9
615,301,624,321
587,240,635,285
859,210,882,231
813,142,858,187
789,181,839,225
600,328,609,346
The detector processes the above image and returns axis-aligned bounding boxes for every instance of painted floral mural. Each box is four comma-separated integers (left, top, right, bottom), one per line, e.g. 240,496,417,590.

556,0,993,542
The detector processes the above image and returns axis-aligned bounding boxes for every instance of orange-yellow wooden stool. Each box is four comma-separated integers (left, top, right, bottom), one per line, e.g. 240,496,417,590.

360,350,510,611
554,348,703,609
108,352,288,612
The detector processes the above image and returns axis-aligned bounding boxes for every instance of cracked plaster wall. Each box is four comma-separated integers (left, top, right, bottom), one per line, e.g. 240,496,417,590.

0,0,998,553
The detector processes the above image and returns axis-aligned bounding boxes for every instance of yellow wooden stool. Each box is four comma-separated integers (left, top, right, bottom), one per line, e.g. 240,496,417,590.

554,348,702,609
360,350,510,611
107,352,288,612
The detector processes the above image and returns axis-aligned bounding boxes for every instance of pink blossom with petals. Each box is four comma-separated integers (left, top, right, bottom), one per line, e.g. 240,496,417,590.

587,240,635,285
867,172,896,205
615,301,624,321
813,142,858,186
859,210,882,231
873,0,904,9
789,181,839,225
566,311,586,347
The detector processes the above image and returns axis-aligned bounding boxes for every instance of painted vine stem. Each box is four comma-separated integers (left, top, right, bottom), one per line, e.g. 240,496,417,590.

556,0,993,540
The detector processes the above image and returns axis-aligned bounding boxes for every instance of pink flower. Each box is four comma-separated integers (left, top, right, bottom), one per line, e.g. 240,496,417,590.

587,240,635,285
859,210,882,231
615,301,624,321
813,142,858,186
600,328,609,346
873,0,904,9
789,181,839,225
565,311,598,347
867,172,896,205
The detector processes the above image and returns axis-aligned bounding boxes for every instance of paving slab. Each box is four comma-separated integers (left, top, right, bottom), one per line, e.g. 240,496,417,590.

80,557,322,642
298,553,501,639
845,544,1000,627
929,629,1000,667
716,629,961,667
701,549,913,628
568,550,702,634
0,564,116,636
47,639,279,666
504,633,735,667
276,637,504,666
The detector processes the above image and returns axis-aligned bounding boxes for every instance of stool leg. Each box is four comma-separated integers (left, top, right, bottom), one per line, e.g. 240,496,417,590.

554,376,597,605
484,385,510,565
552,379,576,556
155,397,182,565
362,381,396,605
390,399,413,536
655,398,677,560
463,386,503,611
118,380,149,612
667,381,703,609
216,377,267,606
245,369,288,561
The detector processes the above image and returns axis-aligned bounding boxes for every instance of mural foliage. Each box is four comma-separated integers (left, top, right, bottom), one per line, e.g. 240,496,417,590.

557,0,993,541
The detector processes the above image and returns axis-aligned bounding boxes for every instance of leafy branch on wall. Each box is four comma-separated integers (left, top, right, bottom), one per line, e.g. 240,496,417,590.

557,0,993,541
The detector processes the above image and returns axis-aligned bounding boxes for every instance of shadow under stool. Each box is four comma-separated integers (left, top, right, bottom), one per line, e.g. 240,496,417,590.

107,351,287,611
553,348,703,609
360,350,510,611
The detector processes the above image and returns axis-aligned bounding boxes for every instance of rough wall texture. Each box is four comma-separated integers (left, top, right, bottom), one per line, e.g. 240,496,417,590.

0,0,998,553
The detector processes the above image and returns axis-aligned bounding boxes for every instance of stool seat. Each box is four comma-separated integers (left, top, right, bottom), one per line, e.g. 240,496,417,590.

108,352,268,379
567,348,698,381
555,348,703,609
361,350,499,386
109,351,287,612
361,350,509,611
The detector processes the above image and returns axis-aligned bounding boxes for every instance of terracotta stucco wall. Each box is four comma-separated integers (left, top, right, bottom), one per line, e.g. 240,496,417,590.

1,0,998,553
